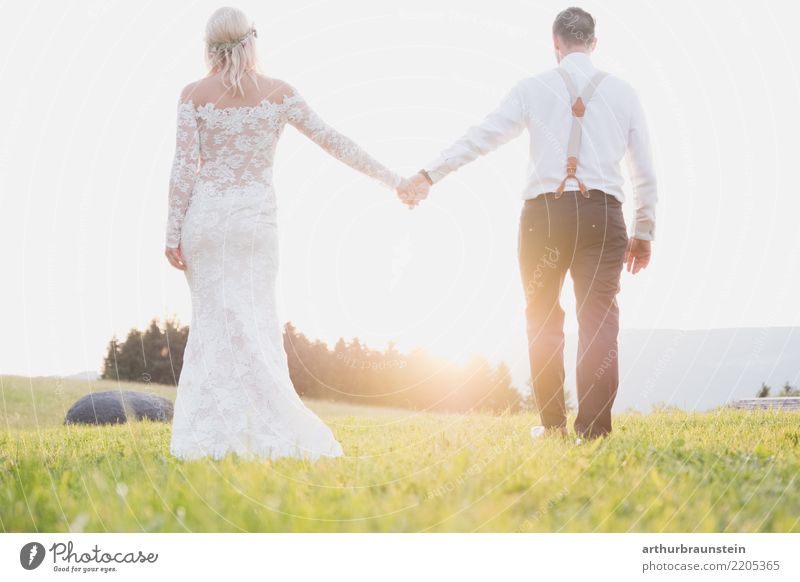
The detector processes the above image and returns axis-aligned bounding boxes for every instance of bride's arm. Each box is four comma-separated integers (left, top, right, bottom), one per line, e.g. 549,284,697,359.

165,87,200,253
281,85,402,190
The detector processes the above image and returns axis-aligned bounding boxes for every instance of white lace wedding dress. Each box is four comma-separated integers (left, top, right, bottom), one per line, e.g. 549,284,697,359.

165,85,401,461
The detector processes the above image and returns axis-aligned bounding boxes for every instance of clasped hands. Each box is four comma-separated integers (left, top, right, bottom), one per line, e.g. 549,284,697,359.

395,172,431,209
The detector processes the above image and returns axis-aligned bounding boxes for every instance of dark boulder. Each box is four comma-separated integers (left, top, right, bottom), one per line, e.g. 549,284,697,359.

65,390,173,425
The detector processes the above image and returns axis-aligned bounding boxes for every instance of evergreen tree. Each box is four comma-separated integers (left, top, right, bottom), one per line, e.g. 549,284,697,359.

100,335,121,381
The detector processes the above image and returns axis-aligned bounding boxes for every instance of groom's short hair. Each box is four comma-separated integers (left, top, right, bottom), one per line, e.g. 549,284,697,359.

553,7,596,48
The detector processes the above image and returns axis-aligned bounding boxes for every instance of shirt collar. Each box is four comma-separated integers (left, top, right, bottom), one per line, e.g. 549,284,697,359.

558,51,595,81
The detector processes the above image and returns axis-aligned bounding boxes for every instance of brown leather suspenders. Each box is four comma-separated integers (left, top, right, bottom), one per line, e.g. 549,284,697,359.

554,68,609,198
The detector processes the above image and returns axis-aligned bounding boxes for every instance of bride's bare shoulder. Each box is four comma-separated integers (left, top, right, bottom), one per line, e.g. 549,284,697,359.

174,74,301,106
178,75,225,104
177,79,202,103
258,76,299,104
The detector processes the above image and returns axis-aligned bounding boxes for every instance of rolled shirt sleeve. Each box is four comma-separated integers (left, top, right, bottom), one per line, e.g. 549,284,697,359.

422,82,526,184
625,89,658,241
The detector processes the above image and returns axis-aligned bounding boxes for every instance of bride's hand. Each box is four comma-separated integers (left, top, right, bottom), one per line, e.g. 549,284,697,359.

396,173,430,209
165,246,187,270
395,178,413,208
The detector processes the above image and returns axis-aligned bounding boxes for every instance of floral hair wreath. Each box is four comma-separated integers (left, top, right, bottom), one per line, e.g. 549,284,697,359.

208,26,257,53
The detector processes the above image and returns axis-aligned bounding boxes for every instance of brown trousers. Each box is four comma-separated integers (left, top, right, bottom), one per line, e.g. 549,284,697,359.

518,189,628,439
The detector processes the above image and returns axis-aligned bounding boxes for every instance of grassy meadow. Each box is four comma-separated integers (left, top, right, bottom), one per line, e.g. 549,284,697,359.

1,374,798,532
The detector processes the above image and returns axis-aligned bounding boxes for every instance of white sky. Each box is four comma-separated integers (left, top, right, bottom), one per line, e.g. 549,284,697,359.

1,0,799,382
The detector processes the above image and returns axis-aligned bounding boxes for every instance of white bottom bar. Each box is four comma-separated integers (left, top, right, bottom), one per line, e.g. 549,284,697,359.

2,533,798,581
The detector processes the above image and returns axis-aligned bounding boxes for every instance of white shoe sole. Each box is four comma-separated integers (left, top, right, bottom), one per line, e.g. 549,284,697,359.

530,426,569,441
530,426,547,439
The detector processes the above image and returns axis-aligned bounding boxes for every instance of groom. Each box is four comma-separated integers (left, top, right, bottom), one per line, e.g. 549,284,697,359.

399,7,657,440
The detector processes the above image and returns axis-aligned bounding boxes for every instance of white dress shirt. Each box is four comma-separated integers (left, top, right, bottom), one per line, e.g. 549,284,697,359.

423,52,658,240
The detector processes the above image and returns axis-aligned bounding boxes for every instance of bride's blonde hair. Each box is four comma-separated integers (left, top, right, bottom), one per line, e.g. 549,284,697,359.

204,7,259,97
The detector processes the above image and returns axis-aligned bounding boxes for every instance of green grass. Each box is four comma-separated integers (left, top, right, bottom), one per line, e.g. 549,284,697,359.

1,374,798,532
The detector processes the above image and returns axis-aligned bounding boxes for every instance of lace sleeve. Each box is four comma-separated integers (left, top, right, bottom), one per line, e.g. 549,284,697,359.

282,88,402,190
165,99,200,248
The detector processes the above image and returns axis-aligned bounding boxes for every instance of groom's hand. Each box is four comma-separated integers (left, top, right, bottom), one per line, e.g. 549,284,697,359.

625,238,651,274
165,246,187,271
396,172,430,209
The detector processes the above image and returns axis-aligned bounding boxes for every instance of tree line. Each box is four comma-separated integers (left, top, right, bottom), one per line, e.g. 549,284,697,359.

756,381,800,398
101,317,524,414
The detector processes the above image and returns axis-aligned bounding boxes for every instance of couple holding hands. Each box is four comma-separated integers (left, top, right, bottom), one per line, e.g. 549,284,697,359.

165,6,656,461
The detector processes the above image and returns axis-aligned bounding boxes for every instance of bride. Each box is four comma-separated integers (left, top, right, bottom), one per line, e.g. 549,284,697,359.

164,7,405,461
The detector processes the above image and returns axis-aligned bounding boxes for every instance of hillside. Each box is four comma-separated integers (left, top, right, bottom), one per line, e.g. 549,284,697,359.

506,327,800,412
